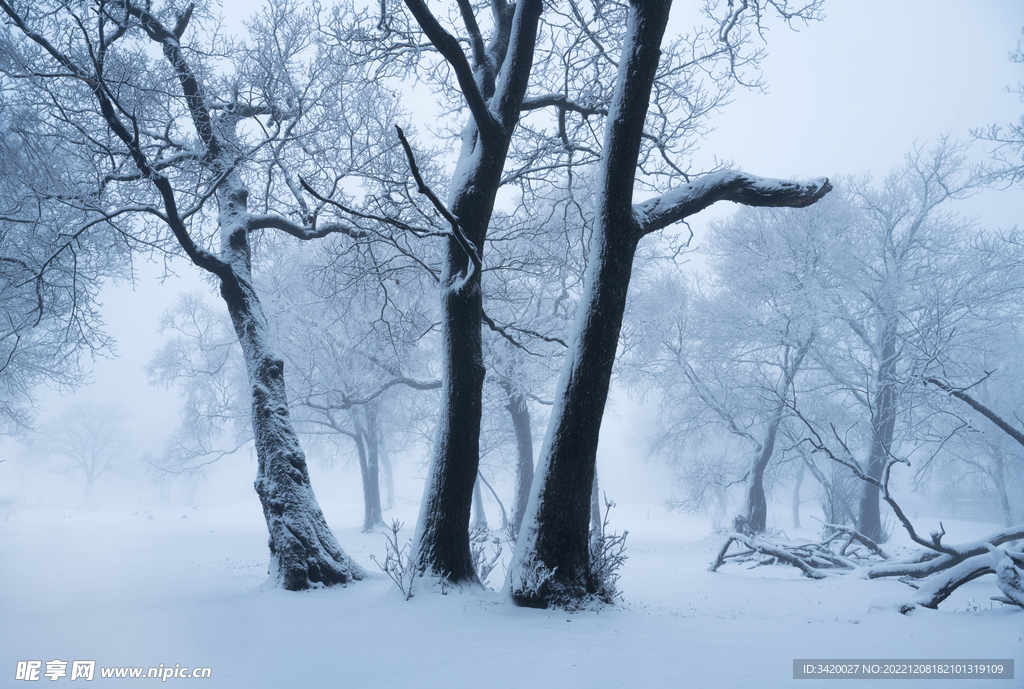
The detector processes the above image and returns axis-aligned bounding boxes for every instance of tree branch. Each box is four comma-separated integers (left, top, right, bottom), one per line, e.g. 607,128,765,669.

400,0,502,142
635,171,832,236
925,376,1024,449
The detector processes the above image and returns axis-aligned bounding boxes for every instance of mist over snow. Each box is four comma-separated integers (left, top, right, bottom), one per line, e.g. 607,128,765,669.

2,0,1023,686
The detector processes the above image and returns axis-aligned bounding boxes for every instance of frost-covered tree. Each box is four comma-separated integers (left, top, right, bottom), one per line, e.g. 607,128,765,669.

0,0,420,588
505,0,831,608
0,100,122,434
622,192,855,534
329,0,829,600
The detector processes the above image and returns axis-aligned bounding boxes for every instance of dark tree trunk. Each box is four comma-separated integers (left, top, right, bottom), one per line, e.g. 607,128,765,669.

858,327,898,543
503,385,535,538
408,0,543,586
505,0,832,608
507,0,670,609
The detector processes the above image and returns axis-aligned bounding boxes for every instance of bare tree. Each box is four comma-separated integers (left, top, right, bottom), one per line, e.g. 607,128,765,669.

31,402,133,507
0,0,410,588
506,0,830,608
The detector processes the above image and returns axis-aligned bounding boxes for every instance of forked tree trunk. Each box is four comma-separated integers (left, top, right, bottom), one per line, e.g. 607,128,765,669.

408,0,543,586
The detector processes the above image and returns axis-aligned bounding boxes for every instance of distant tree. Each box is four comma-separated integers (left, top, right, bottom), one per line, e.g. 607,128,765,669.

31,402,133,507
816,141,1013,542
621,192,853,534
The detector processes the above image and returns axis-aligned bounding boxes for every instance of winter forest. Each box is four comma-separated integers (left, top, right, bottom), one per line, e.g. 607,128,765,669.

1,0,1023,686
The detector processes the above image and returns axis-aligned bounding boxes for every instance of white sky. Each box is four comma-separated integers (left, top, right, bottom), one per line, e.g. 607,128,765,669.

11,0,1024,502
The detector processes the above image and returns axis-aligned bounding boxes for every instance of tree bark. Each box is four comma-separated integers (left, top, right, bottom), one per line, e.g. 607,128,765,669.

507,0,670,608
219,182,363,590
409,0,543,585
505,0,832,607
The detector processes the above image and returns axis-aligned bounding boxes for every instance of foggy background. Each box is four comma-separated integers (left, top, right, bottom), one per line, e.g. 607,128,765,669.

3,0,1022,524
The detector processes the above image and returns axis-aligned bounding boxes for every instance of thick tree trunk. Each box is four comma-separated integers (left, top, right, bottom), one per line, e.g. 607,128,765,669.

503,385,535,538
507,0,670,609
219,183,362,590
409,0,543,586
858,327,898,543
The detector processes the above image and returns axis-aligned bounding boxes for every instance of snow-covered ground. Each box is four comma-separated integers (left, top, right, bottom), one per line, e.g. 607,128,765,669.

1,494,1019,688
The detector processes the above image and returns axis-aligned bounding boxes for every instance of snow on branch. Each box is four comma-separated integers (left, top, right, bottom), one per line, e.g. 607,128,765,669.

634,171,832,236
924,376,1024,449
247,214,369,241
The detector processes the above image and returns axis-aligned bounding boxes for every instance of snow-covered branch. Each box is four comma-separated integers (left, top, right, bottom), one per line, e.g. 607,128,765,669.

634,171,832,236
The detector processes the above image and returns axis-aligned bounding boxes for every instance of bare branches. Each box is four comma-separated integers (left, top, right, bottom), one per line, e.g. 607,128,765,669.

395,125,480,285
400,0,502,142
925,375,1024,449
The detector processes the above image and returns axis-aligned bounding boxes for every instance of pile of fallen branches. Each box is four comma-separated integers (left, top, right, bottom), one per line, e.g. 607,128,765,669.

710,392,1024,612
711,522,1024,611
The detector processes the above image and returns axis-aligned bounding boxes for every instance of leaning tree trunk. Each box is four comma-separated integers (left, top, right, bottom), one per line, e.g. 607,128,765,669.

219,183,362,590
507,0,666,609
858,326,898,543
735,338,812,534
504,0,832,609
